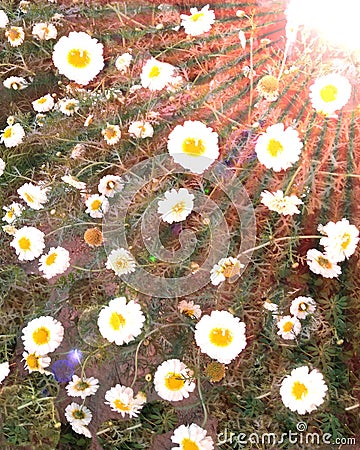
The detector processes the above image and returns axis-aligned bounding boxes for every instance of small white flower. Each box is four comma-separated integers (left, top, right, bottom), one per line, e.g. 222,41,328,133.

102,123,121,145
0,10,9,28
171,423,214,450
61,174,86,190
309,74,351,116
0,158,5,176
195,310,247,364
32,94,55,113
5,26,25,47
263,300,279,312
2,202,24,224
128,120,154,139
106,248,136,276
115,52,132,73
306,249,342,278
85,194,109,218
280,366,328,414
65,402,92,437
260,190,303,215
10,226,45,261
22,316,64,355
180,4,215,36
0,362,10,384
3,76,29,90
178,300,202,319
154,359,195,402
38,246,70,279
98,174,123,197
57,98,79,116
276,315,301,340
210,257,243,286
290,296,316,320
255,123,303,172
52,31,104,85
157,188,194,224
319,218,359,262
1,123,25,148
17,182,48,210
66,375,99,399
140,58,176,91
105,384,146,417
22,351,51,374
32,22,57,40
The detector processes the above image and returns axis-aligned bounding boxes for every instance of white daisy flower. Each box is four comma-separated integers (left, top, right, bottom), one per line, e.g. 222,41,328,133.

256,74,279,102
280,366,328,414
263,300,279,313
3,76,29,90
157,188,194,224
2,202,24,224
22,351,51,374
85,194,109,218
102,123,121,145
65,402,92,437
104,384,146,418
105,248,136,276
97,297,145,345
171,423,214,450
290,296,316,320
180,4,215,37
1,123,25,148
98,174,123,198
178,300,202,319
167,120,219,174
128,120,154,139
319,218,359,262
154,359,196,402
255,123,303,172
32,94,55,113
309,74,351,116
276,315,301,340
17,182,48,210
306,249,341,278
260,190,303,215
38,246,70,279
0,361,10,384
0,158,5,176
22,316,64,355
2,225,17,236
0,10,9,28
66,375,99,399
52,31,104,85
32,22,57,40
5,26,25,47
61,174,86,190
115,52,132,73
140,58,176,91
195,310,247,364
57,98,79,116
210,257,244,286
10,226,45,261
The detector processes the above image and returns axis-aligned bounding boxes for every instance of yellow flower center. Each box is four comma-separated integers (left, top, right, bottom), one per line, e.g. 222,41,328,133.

148,65,161,78
258,75,279,94
190,12,204,22
317,256,332,269
72,409,85,420
3,128,12,139
76,381,90,391
67,49,91,69
267,139,284,157
8,28,21,41
209,328,233,347
114,399,131,411
164,372,185,391
172,201,186,214
45,252,57,266
341,233,351,250
109,312,126,330
299,302,308,311
37,97,48,104
223,262,240,278
7,210,14,219
181,438,200,450
182,138,206,156
282,321,293,333
320,84,338,103
26,354,40,370
91,199,102,210
291,381,308,400
104,127,117,140
32,327,50,345
24,193,35,204
18,236,31,251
